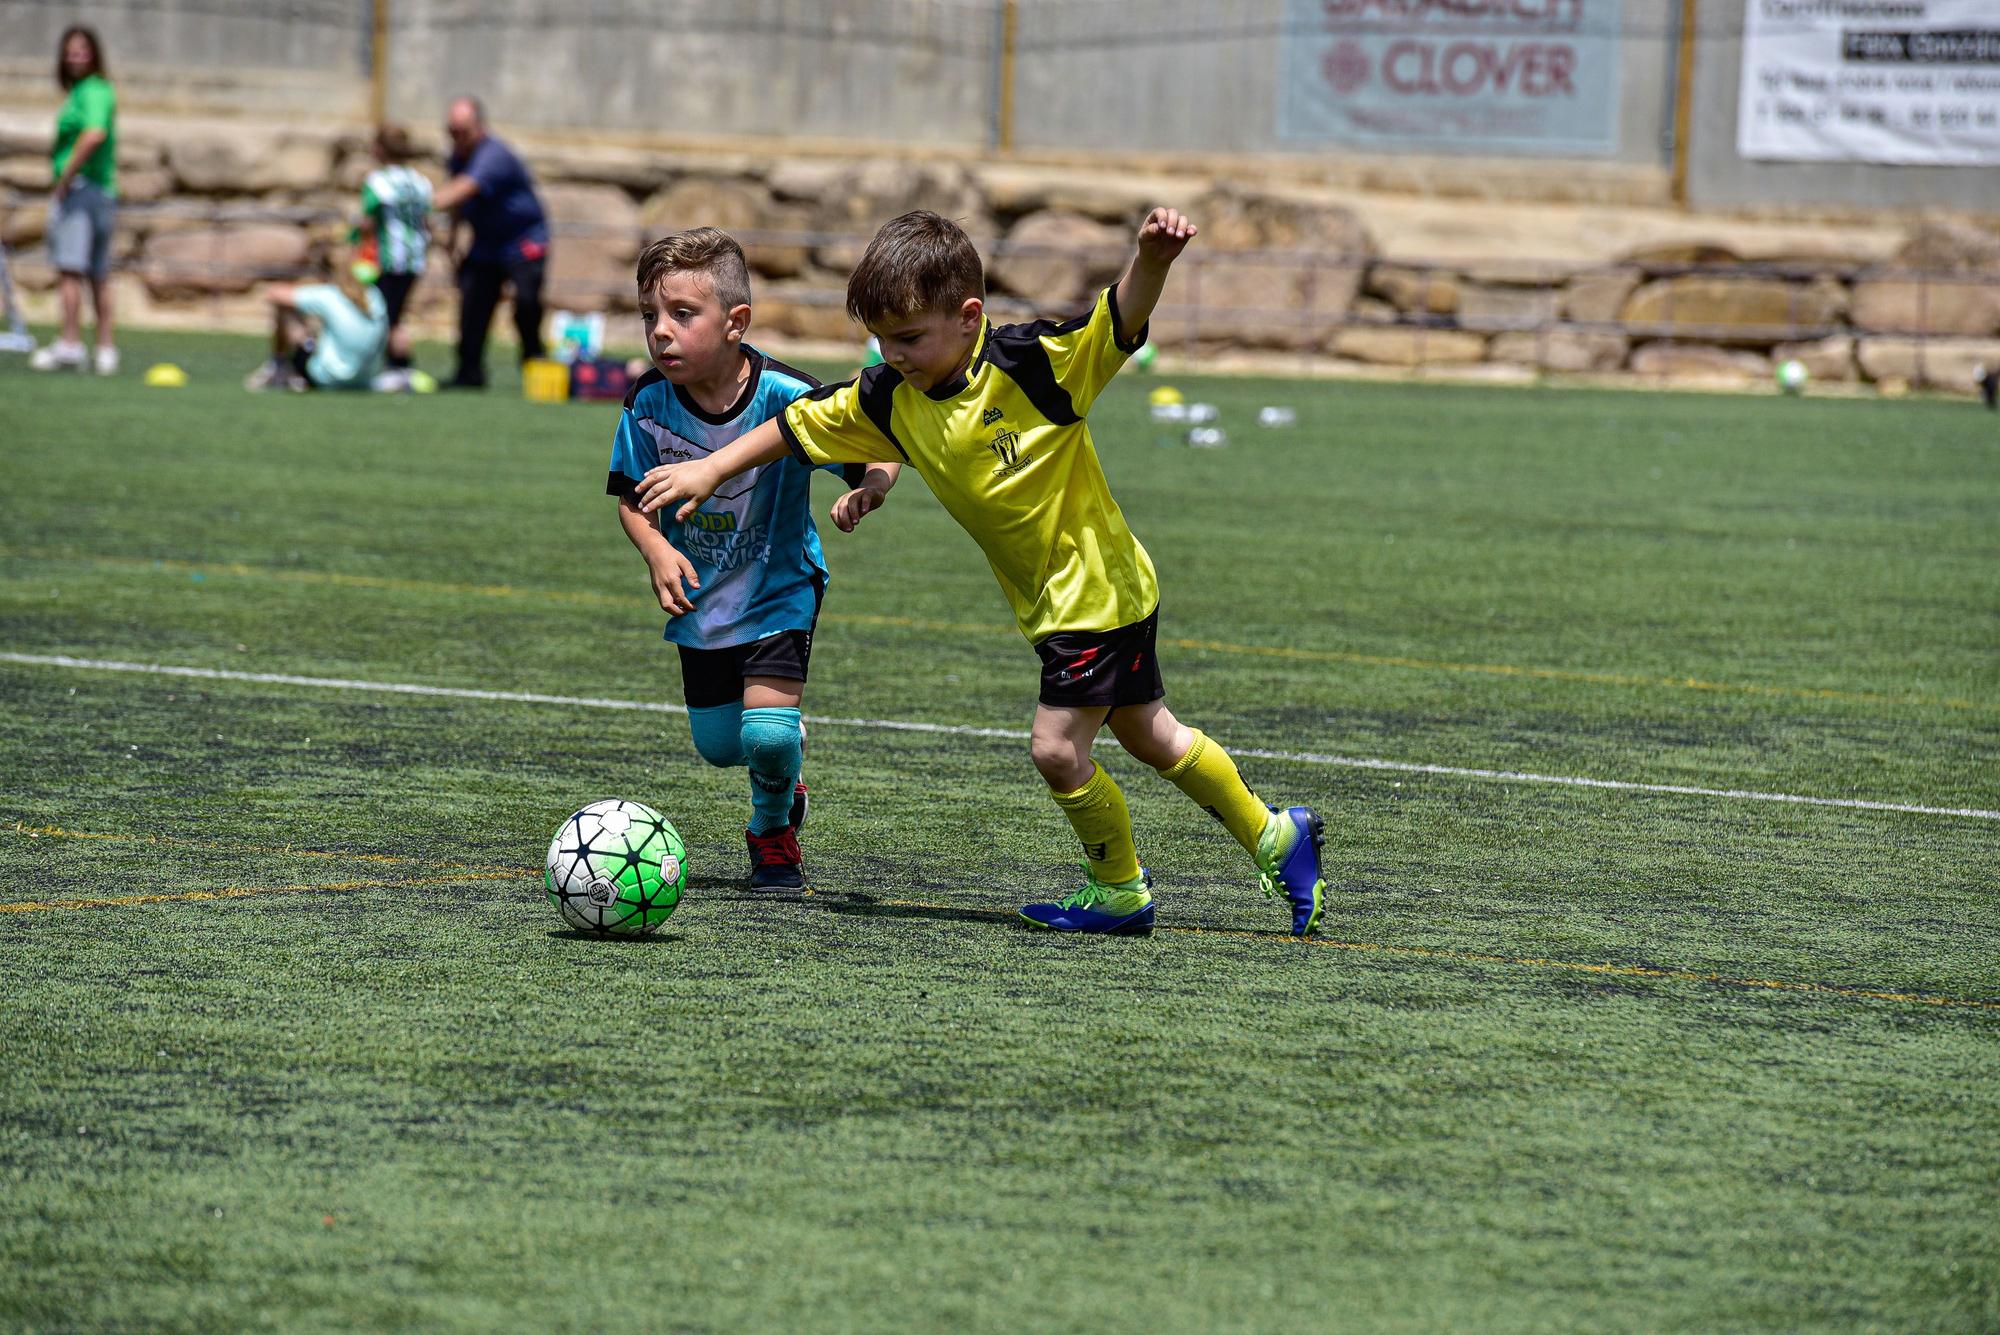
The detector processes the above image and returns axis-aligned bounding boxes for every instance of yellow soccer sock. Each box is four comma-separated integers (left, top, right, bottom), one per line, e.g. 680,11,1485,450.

1050,762,1145,887
1158,729,1274,858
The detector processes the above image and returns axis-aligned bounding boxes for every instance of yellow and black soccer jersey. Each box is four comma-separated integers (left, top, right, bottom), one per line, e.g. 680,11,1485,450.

778,286,1156,644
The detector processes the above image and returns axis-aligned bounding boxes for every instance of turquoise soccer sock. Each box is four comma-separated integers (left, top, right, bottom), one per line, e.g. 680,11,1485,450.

687,703,746,768
740,706,804,834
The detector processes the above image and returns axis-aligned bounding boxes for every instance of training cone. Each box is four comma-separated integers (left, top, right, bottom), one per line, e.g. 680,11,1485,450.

143,363,189,388
1147,384,1183,407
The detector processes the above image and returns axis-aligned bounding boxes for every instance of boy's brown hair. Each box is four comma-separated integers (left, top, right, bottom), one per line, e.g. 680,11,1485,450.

635,227,752,311
372,123,415,163
845,210,984,327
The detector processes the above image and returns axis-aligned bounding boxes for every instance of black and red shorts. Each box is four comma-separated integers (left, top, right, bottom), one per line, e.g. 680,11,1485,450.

1034,607,1165,710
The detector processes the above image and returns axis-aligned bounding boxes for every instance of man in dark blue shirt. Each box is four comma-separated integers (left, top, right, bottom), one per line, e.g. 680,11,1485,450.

436,96,549,389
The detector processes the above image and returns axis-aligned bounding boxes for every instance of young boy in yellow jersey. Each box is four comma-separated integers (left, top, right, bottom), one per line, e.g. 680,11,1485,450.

635,208,1327,936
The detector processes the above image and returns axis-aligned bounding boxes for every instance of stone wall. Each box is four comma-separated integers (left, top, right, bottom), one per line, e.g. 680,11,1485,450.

4,113,1997,394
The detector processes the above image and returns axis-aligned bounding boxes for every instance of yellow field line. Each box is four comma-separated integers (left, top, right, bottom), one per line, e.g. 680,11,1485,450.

3,832,1985,1009
3,547,1987,712
1161,635,1988,712
866,897,2000,1012
6,820,525,875
1164,923,2000,1011
0,869,526,914
3,551,629,609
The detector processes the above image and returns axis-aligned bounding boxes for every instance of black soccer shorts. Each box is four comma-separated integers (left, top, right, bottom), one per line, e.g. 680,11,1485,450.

1034,606,1166,710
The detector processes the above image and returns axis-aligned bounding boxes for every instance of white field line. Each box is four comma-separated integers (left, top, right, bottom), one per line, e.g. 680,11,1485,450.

6,652,1997,823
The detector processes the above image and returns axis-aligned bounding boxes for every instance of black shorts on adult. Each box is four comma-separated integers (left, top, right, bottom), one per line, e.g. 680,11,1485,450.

377,270,418,328
1034,606,1166,710
677,629,815,710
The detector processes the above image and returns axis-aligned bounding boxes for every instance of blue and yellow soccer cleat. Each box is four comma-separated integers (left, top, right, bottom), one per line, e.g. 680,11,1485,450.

1259,805,1327,937
1020,870,1155,935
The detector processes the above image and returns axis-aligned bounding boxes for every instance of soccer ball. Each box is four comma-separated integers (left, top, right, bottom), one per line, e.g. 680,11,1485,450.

544,799,687,935
1775,358,1809,395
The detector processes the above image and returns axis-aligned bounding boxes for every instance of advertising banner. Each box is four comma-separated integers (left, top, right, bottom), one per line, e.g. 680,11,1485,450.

1738,0,2000,164
1278,0,1625,156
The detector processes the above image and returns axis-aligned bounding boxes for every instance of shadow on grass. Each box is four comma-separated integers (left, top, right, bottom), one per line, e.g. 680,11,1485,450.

543,929,686,945
807,888,1306,942
808,891,1019,928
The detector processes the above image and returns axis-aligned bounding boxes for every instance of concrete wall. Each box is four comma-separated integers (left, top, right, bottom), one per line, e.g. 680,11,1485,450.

1684,7,2000,214
0,0,1991,215
381,0,997,145
0,0,369,118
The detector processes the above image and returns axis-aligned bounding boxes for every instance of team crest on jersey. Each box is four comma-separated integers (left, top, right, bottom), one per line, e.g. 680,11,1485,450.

988,426,1033,477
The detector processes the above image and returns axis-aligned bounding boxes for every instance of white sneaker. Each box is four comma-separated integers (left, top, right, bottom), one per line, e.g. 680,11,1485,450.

0,330,36,354
29,340,84,371
93,345,119,375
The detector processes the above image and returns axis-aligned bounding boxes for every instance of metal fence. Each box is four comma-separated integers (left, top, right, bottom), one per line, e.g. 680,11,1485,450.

10,0,1961,209
1,3,1993,222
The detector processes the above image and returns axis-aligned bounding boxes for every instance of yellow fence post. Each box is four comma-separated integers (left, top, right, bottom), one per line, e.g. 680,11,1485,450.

997,0,1018,153
1670,0,1698,208
369,0,389,128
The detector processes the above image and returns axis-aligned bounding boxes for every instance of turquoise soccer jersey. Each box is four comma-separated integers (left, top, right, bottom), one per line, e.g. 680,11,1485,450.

607,348,842,650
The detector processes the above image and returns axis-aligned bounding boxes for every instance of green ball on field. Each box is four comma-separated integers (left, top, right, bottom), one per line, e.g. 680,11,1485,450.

544,799,687,936
1132,344,1158,372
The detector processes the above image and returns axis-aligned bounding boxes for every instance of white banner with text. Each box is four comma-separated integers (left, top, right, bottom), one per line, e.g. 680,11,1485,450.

1279,0,1626,157
1738,0,2000,164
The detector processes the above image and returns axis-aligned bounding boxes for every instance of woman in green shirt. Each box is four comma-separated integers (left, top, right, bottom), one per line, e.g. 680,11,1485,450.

32,25,119,375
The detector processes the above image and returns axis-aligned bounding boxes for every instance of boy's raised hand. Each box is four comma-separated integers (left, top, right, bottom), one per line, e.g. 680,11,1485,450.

1113,208,1198,345
636,460,719,523
647,543,701,617
1136,207,1197,265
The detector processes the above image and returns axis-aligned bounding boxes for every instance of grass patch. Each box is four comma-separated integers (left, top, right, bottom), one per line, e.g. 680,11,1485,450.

2,328,1997,1331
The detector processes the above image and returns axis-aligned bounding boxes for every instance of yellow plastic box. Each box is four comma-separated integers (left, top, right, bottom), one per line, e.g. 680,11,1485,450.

522,358,571,402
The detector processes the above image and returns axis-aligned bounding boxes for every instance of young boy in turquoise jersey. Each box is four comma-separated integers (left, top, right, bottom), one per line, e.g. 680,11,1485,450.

634,208,1327,936
609,227,897,888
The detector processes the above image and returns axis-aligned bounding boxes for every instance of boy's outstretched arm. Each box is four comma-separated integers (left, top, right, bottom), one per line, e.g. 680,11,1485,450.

830,462,901,534
1113,207,1198,346
635,417,789,522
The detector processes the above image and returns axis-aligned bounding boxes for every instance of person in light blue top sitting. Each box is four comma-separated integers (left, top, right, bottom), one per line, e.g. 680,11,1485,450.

244,248,388,391
607,227,899,889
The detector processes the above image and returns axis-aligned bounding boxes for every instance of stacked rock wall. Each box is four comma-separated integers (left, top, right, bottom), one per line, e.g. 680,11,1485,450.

3,114,1997,393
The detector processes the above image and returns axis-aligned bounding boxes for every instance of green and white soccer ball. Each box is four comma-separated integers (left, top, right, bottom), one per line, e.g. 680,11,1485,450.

545,799,687,935
1775,358,1809,395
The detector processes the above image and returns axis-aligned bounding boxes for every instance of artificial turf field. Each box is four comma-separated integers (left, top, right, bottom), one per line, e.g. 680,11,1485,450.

2,326,1997,1332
